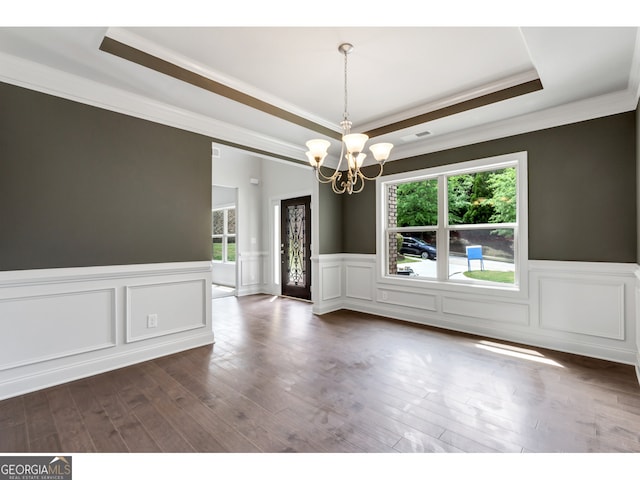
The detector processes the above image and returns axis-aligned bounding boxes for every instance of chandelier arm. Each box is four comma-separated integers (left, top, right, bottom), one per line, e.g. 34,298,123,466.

343,177,353,195
333,174,347,194
314,170,337,184
313,138,346,183
314,164,341,183
326,132,349,187
357,162,385,181
350,171,367,194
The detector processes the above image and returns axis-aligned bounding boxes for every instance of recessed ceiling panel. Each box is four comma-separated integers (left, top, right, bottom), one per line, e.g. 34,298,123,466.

122,26,538,127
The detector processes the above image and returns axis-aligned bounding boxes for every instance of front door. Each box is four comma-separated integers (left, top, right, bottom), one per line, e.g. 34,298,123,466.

280,196,311,300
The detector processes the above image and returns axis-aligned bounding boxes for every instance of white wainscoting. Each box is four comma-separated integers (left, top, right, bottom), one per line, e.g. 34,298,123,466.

126,279,208,343
634,269,640,385
441,295,530,326
313,254,638,367
312,255,343,314
0,261,214,400
237,252,266,296
211,262,236,288
537,277,624,340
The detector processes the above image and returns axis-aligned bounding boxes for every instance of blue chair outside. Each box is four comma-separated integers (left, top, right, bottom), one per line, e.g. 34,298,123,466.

466,245,484,271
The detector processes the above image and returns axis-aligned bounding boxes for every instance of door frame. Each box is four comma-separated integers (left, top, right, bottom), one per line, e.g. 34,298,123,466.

280,195,312,300
270,189,314,299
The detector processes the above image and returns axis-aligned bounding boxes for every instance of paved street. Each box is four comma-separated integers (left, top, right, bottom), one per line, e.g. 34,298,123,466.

399,254,514,279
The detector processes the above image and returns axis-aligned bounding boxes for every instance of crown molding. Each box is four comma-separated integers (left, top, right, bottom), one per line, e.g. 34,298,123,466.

629,27,640,107
389,88,637,161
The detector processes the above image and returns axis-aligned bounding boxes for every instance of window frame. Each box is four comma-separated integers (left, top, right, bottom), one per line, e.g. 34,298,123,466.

212,206,236,264
376,151,528,298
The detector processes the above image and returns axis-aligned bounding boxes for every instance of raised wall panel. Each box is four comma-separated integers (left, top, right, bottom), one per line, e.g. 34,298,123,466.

0,289,116,371
442,296,529,326
377,288,437,311
126,279,207,343
346,265,373,301
212,262,236,287
321,265,342,301
539,277,625,340
240,256,260,286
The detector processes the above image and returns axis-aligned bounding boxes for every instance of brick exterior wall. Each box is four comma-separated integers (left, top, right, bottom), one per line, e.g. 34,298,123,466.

388,184,398,275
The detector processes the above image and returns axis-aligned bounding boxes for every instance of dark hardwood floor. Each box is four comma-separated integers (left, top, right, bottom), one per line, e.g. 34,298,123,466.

2,293,640,453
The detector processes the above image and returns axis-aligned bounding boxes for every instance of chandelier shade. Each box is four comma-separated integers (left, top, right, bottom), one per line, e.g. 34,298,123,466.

305,139,331,167
342,133,368,154
305,43,393,195
369,142,394,161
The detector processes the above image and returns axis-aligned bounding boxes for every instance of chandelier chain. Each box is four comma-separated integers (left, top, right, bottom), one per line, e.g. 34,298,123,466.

343,48,349,123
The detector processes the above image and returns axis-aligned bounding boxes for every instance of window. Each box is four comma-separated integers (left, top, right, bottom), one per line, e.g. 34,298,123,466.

378,152,527,291
212,207,236,263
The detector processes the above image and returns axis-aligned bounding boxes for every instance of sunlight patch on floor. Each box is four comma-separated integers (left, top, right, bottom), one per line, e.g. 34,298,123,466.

475,340,564,368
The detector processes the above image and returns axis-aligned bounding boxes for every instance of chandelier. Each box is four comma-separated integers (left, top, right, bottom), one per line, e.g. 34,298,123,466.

305,43,393,195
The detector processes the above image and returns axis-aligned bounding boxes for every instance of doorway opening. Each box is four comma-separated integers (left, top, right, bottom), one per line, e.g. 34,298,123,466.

212,185,238,298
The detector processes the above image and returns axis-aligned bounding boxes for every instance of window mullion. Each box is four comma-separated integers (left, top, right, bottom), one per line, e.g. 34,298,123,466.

437,174,448,281
223,209,228,262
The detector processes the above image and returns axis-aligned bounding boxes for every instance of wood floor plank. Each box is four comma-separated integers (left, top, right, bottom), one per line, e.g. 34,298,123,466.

87,375,162,453
113,375,196,453
67,380,129,452
136,362,256,453
147,358,262,453
0,396,25,429
164,350,295,452
46,386,96,453
87,365,195,453
135,380,228,453
0,424,28,452
22,391,57,445
393,431,464,453
29,433,62,452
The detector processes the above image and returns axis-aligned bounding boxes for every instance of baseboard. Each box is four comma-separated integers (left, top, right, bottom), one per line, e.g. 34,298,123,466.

236,284,264,297
312,298,344,316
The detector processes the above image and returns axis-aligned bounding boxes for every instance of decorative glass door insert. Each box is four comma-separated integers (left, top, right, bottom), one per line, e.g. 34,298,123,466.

280,196,311,300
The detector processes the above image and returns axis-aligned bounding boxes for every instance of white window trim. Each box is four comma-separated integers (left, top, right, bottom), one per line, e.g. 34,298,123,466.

375,151,528,299
212,207,236,264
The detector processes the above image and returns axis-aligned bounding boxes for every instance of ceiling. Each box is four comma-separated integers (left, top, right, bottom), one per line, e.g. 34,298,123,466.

0,26,638,167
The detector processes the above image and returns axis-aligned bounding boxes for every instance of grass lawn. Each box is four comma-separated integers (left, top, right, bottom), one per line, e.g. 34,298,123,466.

398,256,421,264
212,242,236,262
463,270,514,283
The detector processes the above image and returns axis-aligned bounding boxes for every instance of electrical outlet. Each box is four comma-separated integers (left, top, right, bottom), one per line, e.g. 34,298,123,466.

147,314,158,328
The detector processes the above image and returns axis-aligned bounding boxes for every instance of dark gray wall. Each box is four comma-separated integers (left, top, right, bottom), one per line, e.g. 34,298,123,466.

318,181,343,254
0,82,212,271
341,112,637,262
